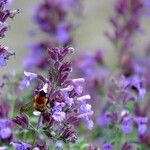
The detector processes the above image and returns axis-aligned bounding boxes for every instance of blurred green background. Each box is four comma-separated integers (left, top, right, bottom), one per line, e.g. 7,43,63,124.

1,0,150,74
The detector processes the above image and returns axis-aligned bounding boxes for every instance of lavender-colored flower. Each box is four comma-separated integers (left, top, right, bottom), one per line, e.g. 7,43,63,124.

134,116,148,135
0,46,15,67
52,111,66,122
0,0,18,67
108,75,145,104
78,101,94,130
10,141,32,150
97,109,112,127
25,0,81,70
128,75,146,99
102,143,113,150
19,71,48,90
121,116,133,134
21,71,38,88
0,119,13,142
105,0,146,54
121,50,150,91
73,49,107,91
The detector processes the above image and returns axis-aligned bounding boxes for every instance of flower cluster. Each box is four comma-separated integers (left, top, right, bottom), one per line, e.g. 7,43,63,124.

73,49,109,118
24,0,82,70
12,47,93,149
0,0,18,67
105,0,146,55
97,75,147,149
0,92,13,147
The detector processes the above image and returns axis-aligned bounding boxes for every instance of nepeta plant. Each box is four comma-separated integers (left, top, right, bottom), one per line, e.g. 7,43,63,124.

12,47,93,149
24,0,81,70
0,0,18,67
97,75,146,149
105,0,146,55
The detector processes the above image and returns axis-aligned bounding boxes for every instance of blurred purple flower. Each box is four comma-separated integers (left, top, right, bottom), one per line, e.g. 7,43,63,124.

78,97,94,130
102,143,113,150
108,75,146,104
52,111,66,122
10,141,32,150
0,119,13,142
121,116,133,134
97,109,112,127
0,46,15,67
25,0,81,70
134,116,148,135
0,0,18,67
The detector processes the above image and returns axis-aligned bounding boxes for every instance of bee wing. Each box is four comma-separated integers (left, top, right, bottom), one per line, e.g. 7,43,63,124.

20,101,33,112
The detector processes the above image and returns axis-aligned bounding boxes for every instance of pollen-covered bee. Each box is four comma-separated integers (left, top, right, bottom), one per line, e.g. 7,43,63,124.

20,90,47,112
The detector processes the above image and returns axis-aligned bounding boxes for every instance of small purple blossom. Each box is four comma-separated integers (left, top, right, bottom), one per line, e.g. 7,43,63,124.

0,119,13,142
52,111,66,122
108,75,146,104
0,46,15,67
121,116,133,134
97,109,112,127
102,143,113,150
134,116,148,135
10,141,32,150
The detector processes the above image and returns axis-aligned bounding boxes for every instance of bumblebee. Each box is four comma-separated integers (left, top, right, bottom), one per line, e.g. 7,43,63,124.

20,90,47,112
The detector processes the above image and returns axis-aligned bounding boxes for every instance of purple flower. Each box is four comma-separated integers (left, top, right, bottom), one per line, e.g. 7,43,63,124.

24,41,51,70
97,109,112,127
23,71,38,87
128,75,146,99
78,100,94,130
0,0,18,67
10,141,32,150
105,0,147,66
25,0,81,70
14,47,93,144
121,116,133,134
61,126,77,143
20,71,47,90
108,75,145,104
0,119,13,142
134,116,148,135
0,46,15,67
52,111,66,122
102,143,113,150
